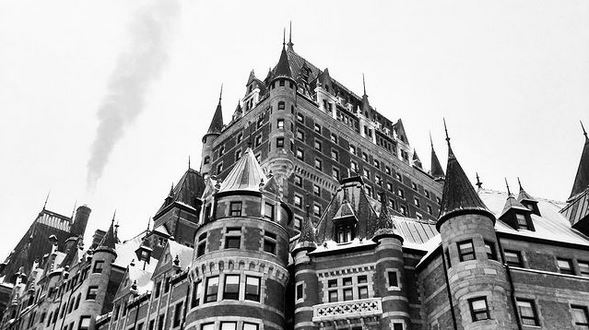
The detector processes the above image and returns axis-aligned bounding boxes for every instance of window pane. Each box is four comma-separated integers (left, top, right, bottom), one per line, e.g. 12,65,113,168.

223,275,240,300
205,277,218,303
243,323,258,330
328,290,338,302
358,286,368,299
388,272,398,288
201,324,214,330
343,288,353,301
245,276,260,301
220,322,237,330
558,259,573,274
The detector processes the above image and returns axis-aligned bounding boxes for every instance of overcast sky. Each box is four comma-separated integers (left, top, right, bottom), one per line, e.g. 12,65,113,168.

1,0,588,258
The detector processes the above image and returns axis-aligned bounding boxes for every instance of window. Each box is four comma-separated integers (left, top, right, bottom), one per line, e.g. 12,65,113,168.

332,167,340,180
294,175,303,187
204,276,219,303
216,162,223,174
331,149,339,161
296,148,304,160
164,277,171,293
314,139,322,151
230,202,242,217
336,224,353,243
263,202,274,221
203,156,210,165
78,316,91,330
387,271,399,289
191,281,202,307
328,279,338,302
296,283,304,301
579,261,589,277
197,233,207,257
86,286,97,300
255,135,262,147
399,205,407,216
257,117,264,128
157,314,165,330
397,188,405,199
313,184,320,196
314,123,321,134
484,241,497,261
469,297,490,321
294,216,302,230
505,250,523,267
296,129,304,141
243,323,259,330
297,113,304,123
155,281,161,298
315,158,322,170
263,231,277,254
427,205,433,214
385,166,391,175
276,137,284,147
363,168,370,179
313,204,321,217
411,182,418,191
373,160,380,168
331,133,338,143
358,275,369,299
457,240,476,262
235,149,242,161
393,323,404,330
349,145,356,154
414,197,420,207
278,101,285,110
445,248,452,268
236,133,243,144
362,152,368,161
173,302,182,327
516,213,531,230
223,275,240,300
220,322,237,330
572,305,589,328
225,227,241,249
558,258,574,275
516,299,539,326
218,145,225,156
149,320,155,330
351,161,359,173
245,276,260,301
92,260,104,273
294,194,303,208
396,173,403,182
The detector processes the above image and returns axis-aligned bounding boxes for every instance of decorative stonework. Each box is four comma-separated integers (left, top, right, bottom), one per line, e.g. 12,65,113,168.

191,256,289,285
312,297,383,323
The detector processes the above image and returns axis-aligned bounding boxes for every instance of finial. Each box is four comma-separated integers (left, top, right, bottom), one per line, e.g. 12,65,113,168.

188,155,191,169
517,177,523,191
219,83,223,102
112,209,117,223
443,118,450,145
581,120,587,139
505,178,512,195
429,131,434,148
475,172,483,189
283,28,286,48
43,190,50,210
146,217,151,233
362,73,367,96
71,200,77,219
287,21,294,49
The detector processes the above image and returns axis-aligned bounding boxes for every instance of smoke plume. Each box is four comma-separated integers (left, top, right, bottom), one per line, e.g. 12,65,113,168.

86,0,179,191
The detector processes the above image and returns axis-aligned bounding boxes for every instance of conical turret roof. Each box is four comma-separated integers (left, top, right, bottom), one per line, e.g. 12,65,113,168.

569,122,589,200
516,178,537,203
218,148,267,194
430,136,445,178
437,128,494,228
500,193,530,218
205,88,224,136
373,201,404,242
273,45,292,79
98,219,118,250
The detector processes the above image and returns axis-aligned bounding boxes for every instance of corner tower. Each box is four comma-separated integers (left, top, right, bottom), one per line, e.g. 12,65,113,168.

200,86,224,177
436,122,516,329
186,149,291,330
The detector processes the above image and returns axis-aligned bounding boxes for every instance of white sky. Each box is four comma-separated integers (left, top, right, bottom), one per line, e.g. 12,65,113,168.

1,0,588,257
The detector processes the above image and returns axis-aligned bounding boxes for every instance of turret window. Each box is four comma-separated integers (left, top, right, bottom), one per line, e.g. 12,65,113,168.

484,241,497,261
224,227,241,249
93,260,104,273
277,119,284,129
230,202,242,217
336,224,354,243
223,275,240,300
204,276,219,303
276,137,284,148
387,270,400,290
245,276,261,301
263,231,277,254
468,297,490,321
191,281,202,307
457,240,475,261
264,203,274,221
279,79,285,87
86,286,98,300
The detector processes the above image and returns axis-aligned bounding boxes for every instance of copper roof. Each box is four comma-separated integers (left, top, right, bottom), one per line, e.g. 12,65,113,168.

155,168,205,217
218,148,267,194
273,46,292,78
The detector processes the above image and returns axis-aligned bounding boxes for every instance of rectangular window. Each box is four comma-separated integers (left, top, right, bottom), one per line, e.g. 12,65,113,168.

216,162,223,174
296,148,304,160
358,286,369,299
343,288,353,301
314,158,322,170
297,113,304,123
296,129,304,141
220,322,237,330
351,161,359,173
235,149,242,161
328,290,338,302
157,314,165,330
164,277,170,293
155,281,161,298
264,203,274,220
277,119,284,129
255,135,262,147
92,260,104,273
296,283,304,301
469,297,490,321
457,240,475,261
276,137,284,148
86,286,97,300
263,231,277,254
331,149,339,161
294,175,302,187
314,123,321,134
173,302,182,328
314,139,322,151
313,184,320,196
243,323,259,330
349,145,356,154
332,167,340,180
572,305,589,327
313,204,321,217
223,275,240,300
505,250,523,267
245,276,261,301
387,271,399,288
197,233,207,258
230,202,242,217
516,298,540,326
224,228,241,249
78,316,90,330
204,276,219,303
393,323,403,330
236,133,243,144
331,133,338,143
201,324,214,330
557,258,574,275
484,241,497,261
294,194,303,208
191,281,202,307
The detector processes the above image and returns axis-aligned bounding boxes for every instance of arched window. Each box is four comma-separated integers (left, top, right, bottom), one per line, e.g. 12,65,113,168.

278,101,285,110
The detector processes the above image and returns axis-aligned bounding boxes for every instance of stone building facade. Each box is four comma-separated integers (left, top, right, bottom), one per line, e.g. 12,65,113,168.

1,35,589,330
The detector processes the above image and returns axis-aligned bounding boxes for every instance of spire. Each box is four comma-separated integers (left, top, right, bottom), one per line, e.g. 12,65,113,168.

475,172,483,189
188,156,191,169
205,85,224,136
43,191,50,210
430,132,445,179
287,21,294,50
273,36,292,79
517,177,537,203
283,27,286,48
373,200,404,242
569,120,589,199
362,73,367,96
437,120,494,229
98,217,118,250
505,178,512,196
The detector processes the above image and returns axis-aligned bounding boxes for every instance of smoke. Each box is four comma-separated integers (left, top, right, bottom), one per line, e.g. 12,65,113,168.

86,0,179,191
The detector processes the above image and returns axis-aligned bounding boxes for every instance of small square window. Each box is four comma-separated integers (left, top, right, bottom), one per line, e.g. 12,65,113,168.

358,286,369,299
557,258,574,275
469,296,490,321
314,140,322,151
220,322,237,330
92,260,104,273
314,123,322,134
230,202,242,217
458,240,475,261
243,323,258,330
505,250,523,267
86,286,98,300
572,305,589,327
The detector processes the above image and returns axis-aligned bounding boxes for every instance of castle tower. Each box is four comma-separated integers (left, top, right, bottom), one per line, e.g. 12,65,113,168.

186,149,291,330
430,133,445,181
265,37,296,197
291,215,318,330
64,205,92,255
200,86,224,177
372,201,408,329
436,124,516,329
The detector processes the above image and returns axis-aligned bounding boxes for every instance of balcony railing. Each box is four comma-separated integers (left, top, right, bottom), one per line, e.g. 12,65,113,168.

312,297,383,323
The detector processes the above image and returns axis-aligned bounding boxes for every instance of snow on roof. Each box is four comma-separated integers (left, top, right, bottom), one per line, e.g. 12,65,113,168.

127,262,156,293
153,225,170,237
311,238,377,254
113,231,157,268
167,240,193,269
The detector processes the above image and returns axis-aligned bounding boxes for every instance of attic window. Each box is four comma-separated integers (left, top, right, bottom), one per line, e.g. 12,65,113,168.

515,213,534,231
336,224,354,243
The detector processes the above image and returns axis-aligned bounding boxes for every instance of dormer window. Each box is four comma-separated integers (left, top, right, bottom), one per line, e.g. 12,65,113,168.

336,224,354,243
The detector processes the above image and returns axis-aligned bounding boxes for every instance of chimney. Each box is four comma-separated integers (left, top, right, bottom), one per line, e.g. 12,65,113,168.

70,205,92,238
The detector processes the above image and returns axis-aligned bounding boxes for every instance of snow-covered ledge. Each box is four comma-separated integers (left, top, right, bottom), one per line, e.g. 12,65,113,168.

312,297,383,323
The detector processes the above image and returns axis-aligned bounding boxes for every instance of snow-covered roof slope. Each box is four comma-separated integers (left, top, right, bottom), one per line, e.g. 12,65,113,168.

167,240,193,270
114,231,157,268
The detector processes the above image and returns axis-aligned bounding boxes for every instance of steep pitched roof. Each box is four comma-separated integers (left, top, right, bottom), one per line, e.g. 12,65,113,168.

569,124,589,200
218,148,267,194
205,89,224,136
273,45,292,79
438,142,494,227
98,220,118,250
500,193,530,218
430,137,445,178
517,178,538,203
155,168,205,216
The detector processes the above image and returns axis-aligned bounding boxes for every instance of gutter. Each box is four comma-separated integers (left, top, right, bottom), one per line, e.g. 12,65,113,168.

495,233,522,330
440,247,458,330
